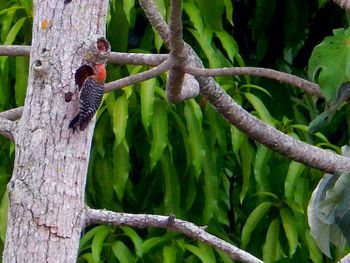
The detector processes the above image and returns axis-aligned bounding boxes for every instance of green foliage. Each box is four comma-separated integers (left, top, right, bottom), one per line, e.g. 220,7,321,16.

308,28,350,101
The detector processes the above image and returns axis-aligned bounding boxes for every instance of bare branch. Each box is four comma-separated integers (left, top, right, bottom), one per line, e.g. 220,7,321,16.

108,52,168,66
166,0,186,103
186,67,323,98
139,0,170,45
0,45,30,56
198,76,350,173
333,0,350,11
0,117,16,141
85,208,263,263
104,59,171,92
0,106,24,120
0,45,169,67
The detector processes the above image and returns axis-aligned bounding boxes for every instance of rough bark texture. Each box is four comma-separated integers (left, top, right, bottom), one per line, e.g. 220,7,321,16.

3,1,108,262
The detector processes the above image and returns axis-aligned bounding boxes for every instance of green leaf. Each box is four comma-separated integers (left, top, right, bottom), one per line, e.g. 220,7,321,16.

79,253,97,263
305,231,323,263
0,6,25,16
185,244,215,263
184,100,206,177
214,30,239,63
223,0,233,25
263,219,280,263
239,138,253,203
111,92,129,146
150,100,168,169
112,141,129,202
121,226,143,257
80,225,109,251
194,0,224,30
123,0,135,24
254,145,271,193
0,190,8,242
245,93,275,126
142,236,167,254
112,241,136,263
183,2,204,33
308,28,350,101
205,105,227,152
280,208,298,256
230,126,245,163
284,161,305,202
241,202,273,248
15,56,28,106
202,153,219,224
1,10,16,43
91,226,110,262
4,16,27,45
160,150,181,215
140,79,156,131
163,245,177,263
188,28,222,68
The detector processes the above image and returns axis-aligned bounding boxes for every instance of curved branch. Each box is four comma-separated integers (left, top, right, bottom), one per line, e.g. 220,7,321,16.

166,0,186,102
0,106,24,120
0,117,16,141
139,0,170,45
198,76,350,173
186,67,323,98
85,208,263,263
104,59,171,92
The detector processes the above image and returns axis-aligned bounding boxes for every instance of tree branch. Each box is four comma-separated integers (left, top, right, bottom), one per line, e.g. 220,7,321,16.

0,117,15,141
105,59,171,92
0,106,24,120
0,45,30,56
186,67,323,98
108,52,168,66
139,0,170,45
166,0,186,103
136,0,350,173
85,208,263,263
198,76,350,173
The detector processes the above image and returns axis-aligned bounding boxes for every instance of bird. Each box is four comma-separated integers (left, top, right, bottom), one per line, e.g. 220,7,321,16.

69,63,106,131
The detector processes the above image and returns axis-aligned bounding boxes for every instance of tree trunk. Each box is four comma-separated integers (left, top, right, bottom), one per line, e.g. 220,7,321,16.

3,1,108,262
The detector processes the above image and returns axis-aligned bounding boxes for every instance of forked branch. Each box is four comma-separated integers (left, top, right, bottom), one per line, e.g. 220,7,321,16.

85,207,263,263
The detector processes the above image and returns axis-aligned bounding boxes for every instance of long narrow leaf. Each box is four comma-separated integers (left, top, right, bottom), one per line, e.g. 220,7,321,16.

241,202,273,248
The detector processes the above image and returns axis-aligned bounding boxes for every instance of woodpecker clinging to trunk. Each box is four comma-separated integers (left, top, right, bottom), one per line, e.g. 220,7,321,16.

69,63,106,131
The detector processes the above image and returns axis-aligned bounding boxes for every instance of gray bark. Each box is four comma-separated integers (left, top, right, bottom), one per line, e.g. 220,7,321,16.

3,1,108,262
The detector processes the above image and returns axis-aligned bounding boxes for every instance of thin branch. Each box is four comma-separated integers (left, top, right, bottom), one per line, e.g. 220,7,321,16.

0,117,15,141
0,106,24,120
139,0,170,45
104,59,171,92
197,76,350,173
85,208,263,263
0,45,170,67
108,52,168,66
166,0,186,103
186,67,323,98
0,45,30,56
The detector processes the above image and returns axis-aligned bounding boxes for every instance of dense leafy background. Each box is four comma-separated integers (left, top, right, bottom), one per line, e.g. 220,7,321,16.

0,0,349,262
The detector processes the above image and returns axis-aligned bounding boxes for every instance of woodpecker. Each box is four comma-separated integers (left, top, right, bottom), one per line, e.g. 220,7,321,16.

69,64,106,131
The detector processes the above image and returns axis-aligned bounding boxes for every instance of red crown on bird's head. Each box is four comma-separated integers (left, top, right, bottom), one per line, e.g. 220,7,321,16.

94,64,106,83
